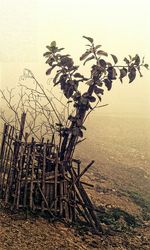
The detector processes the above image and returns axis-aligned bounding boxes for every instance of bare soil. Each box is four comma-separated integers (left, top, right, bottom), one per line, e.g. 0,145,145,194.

0,169,150,250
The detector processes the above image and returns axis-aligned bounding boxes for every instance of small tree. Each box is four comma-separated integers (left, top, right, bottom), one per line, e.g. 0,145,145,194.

0,36,148,161
43,36,149,162
0,36,148,231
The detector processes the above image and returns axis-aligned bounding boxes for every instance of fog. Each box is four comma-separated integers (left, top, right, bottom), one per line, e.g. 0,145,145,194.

0,0,150,175
0,0,150,118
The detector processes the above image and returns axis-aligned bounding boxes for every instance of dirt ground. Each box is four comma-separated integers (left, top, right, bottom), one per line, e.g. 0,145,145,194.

0,208,150,250
0,169,150,250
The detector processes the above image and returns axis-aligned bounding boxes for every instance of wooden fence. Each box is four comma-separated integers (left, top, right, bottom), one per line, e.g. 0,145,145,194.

0,113,101,231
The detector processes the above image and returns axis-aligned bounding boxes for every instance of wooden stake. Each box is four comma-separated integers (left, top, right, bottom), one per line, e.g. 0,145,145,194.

42,144,46,211
29,144,35,209
54,147,58,214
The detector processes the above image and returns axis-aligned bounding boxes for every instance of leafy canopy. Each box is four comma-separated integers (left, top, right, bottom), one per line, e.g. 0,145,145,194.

43,36,148,112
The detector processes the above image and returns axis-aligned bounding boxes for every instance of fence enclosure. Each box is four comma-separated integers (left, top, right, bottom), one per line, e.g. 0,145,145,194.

0,113,101,231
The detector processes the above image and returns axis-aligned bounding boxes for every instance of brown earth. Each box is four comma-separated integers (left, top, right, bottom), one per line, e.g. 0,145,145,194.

0,210,149,250
0,169,150,250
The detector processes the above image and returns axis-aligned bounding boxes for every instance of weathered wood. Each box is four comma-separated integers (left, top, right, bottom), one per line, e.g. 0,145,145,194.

0,114,101,232
4,126,14,167
59,180,63,216
23,145,31,207
0,124,9,196
3,126,15,201
80,181,94,188
69,160,95,191
49,182,54,205
19,112,26,142
37,181,55,218
29,145,35,209
16,143,26,209
63,179,69,219
0,123,8,162
78,161,94,180
42,144,46,211
4,150,14,203
74,187,96,228
76,203,89,223
54,147,58,214
69,167,102,231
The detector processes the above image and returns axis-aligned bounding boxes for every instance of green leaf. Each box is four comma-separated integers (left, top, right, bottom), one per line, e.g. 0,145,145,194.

60,57,74,68
94,45,102,50
83,55,95,65
94,86,104,95
57,48,64,52
124,57,130,65
53,71,61,85
43,51,51,57
104,79,112,91
81,125,86,130
97,50,108,57
107,67,117,80
134,54,140,66
111,54,118,64
137,67,143,77
112,68,117,79
99,59,106,68
83,36,93,43
74,73,84,78
128,67,136,83
144,64,149,69
97,95,102,101
45,57,55,66
46,65,56,75
51,41,56,47
96,80,103,87
46,45,52,51
119,68,127,82
79,129,83,138
80,50,92,61
88,96,96,102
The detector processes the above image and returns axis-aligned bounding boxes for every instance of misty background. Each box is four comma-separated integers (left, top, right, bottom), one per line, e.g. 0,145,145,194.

0,0,150,178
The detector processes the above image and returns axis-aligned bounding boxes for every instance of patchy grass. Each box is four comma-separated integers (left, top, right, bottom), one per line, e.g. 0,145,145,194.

127,191,150,221
96,207,139,232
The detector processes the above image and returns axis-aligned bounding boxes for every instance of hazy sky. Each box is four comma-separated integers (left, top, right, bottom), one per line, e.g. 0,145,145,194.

0,0,150,117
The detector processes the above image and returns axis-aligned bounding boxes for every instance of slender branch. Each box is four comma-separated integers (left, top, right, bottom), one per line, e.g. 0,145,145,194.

84,102,109,123
23,69,62,124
